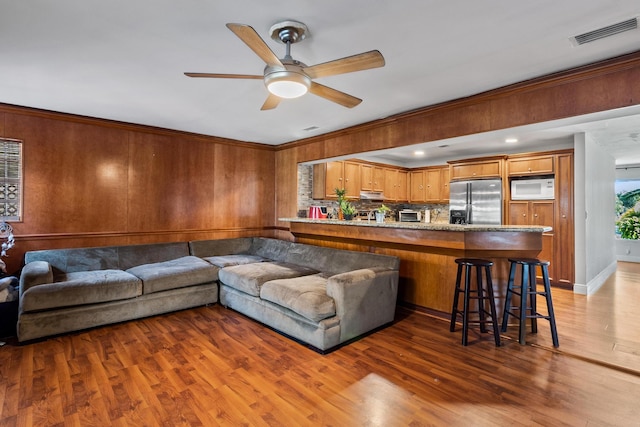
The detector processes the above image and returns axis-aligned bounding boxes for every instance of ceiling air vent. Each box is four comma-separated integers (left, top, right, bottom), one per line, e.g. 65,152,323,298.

571,17,638,46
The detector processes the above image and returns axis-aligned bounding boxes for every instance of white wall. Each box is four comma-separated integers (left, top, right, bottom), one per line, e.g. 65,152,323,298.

573,133,617,294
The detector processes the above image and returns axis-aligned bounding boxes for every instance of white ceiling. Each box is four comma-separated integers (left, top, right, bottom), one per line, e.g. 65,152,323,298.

1,1,640,164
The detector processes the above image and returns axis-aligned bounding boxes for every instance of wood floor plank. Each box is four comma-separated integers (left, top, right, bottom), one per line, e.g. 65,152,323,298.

2,262,640,426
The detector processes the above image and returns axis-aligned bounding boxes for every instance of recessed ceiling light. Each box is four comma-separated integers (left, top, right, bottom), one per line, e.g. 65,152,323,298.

505,138,518,143
414,150,425,156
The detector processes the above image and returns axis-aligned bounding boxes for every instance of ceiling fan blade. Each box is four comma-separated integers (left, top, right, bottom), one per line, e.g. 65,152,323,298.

226,23,284,68
184,72,263,79
309,82,362,108
184,73,264,80
261,94,281,110
304,50,385,79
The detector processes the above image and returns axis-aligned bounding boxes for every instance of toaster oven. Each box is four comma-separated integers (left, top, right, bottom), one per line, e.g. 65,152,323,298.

398,210,422,222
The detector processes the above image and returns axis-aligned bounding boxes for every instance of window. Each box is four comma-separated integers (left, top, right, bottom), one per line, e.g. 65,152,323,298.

0,138,23,221
615,179,640,239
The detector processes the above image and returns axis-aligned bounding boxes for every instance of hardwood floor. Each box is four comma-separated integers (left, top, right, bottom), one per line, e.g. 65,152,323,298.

1,263,639,426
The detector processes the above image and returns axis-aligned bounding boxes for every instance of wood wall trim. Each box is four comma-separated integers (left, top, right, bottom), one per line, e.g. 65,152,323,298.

276,49,640,158
0,102,273,152
506,148,574,160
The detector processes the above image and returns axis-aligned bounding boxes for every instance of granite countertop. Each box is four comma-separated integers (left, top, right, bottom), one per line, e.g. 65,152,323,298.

279,218,552,233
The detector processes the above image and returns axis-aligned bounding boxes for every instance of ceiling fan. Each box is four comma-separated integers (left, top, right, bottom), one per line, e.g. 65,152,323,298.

184,20,385,110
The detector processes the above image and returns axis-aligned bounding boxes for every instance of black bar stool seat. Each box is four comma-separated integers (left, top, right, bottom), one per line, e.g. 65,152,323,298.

501,258,559,347
450,258,501,346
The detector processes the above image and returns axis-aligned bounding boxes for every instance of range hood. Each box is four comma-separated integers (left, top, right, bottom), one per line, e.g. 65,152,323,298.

360,191,385,201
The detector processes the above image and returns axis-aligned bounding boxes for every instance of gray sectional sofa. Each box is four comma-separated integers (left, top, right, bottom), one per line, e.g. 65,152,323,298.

18,237,400,351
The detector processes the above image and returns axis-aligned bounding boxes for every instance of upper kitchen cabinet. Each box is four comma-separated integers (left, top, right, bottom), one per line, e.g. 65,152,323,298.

409,170,426,203
361,164,385,192
384,168,408,202
507,154,554,177
409,166,449,203
449,156,506,181
441,167,450,202
312,161,361,199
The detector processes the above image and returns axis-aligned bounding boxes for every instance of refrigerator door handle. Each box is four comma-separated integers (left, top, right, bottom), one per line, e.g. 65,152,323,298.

466,182,472,224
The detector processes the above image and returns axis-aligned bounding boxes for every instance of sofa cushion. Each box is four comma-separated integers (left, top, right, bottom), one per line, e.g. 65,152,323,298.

21,270,142,313
219,262,318,297
203,254,266,268
260,274,336,322
126,256,218,294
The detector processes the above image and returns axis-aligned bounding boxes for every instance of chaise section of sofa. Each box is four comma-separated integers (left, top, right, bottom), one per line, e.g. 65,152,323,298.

190,237,401,352
18,242,219,342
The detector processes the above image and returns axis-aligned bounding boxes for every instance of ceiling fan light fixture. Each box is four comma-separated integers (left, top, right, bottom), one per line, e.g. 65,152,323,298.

265,70,311,98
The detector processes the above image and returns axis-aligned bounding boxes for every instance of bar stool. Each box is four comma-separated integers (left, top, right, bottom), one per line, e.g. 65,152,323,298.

450,258,501,346
501,258,559,347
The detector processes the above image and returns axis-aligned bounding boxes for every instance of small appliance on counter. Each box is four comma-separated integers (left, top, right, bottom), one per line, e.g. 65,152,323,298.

398,209,422,222
308,206,328,219
422,209,431,223
450,209,467,224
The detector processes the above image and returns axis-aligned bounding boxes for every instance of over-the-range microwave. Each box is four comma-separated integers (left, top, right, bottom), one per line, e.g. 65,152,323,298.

511,177,555,200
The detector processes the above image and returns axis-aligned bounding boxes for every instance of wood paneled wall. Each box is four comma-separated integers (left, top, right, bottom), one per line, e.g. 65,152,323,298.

0,108,275,274
275,50,640,227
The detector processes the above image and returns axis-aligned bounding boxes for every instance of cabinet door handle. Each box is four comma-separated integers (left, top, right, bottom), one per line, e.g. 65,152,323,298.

522,213,527,217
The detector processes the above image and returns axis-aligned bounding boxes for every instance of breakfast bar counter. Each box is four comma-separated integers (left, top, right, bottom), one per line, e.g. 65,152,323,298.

279,218,550,314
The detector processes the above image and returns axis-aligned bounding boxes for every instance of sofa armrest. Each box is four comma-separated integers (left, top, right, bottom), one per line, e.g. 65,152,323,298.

19,261,54,294
326,267,399,342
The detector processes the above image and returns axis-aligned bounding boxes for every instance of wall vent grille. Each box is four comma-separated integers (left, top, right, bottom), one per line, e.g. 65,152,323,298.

572,17,638,45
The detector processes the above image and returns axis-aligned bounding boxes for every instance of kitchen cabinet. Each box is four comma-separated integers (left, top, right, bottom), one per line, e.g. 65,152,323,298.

508,200,555,281
554,152,574,286
409,170,426,202
504,149,574,287
315,160,408,200
361,165,385,192
509,201,554,227
424,168,441,203
384,168,408,202
360,165,373,191
409,166,449,203
373,167,385,192
312,161,360,199
507,155,554,176
441,167,450,202
449,156,505,181
397,170,408,201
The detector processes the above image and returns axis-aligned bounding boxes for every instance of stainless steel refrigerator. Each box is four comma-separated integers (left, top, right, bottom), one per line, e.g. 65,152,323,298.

449,179,502,225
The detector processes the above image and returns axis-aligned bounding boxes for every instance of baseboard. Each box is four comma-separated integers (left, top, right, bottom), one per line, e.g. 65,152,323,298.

573,260,617,295
616,255,640,263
